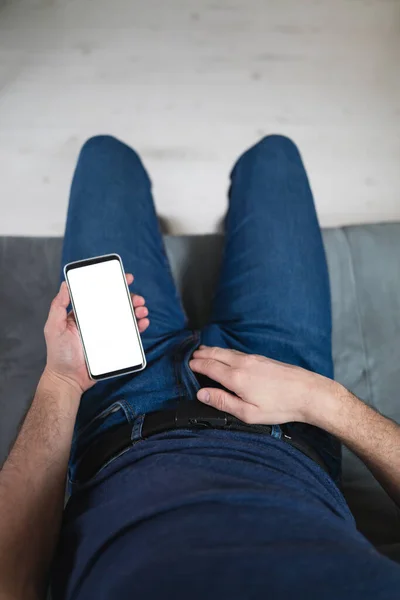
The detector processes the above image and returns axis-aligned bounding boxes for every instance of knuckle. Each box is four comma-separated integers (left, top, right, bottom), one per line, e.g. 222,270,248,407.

203,358,216,371
213,391,227,411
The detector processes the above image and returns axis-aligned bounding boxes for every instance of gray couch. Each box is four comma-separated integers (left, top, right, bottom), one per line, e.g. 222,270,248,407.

1,225,400,561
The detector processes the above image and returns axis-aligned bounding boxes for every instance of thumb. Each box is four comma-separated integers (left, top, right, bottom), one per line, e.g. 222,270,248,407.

197,388,248,422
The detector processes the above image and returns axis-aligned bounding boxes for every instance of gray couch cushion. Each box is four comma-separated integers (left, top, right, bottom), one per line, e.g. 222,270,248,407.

324,226,400,556
1,226,400,557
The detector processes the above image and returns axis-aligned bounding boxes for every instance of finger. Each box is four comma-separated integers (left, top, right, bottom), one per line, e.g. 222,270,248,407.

131,294,145,307
138,317,149,333
46,282,70,329
189,357,233,389
197,388,252,423
135,306,148,319
193,346,245,367
126,273,134,285
58,281,70,307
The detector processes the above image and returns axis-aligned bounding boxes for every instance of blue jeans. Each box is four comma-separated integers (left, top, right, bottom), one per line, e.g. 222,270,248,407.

62,134,341,484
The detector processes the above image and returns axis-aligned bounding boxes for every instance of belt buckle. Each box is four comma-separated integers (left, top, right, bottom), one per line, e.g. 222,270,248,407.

175,401,228,429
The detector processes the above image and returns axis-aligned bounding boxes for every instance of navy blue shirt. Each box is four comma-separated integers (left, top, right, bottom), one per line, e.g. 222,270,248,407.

52,430,400,599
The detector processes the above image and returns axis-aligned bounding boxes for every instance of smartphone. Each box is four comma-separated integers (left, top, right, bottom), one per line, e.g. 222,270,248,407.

64,254,146,380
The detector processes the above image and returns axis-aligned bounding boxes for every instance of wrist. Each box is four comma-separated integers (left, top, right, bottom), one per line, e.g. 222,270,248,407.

300,379,350,432
39,368,82,409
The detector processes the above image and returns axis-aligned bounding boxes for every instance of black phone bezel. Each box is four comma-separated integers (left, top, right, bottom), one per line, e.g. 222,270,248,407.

65,254,145,380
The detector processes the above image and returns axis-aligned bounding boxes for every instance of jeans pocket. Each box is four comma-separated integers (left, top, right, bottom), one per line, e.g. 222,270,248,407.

75,400,132,438
69,400,134,489
68,445,133,494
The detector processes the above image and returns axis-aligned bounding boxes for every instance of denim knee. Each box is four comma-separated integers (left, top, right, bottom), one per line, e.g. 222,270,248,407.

80,134,132,155
250,134,300,159
80,134,128,155
231,134,302,178
78,135,150,187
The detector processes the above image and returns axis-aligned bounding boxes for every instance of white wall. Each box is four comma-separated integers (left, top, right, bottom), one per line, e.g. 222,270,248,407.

0,0,399,235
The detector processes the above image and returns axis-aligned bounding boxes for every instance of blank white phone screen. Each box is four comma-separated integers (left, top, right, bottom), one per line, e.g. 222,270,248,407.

67,259,143,377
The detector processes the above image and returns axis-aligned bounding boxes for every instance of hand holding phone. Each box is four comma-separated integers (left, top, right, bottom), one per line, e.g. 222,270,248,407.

44,257,149,393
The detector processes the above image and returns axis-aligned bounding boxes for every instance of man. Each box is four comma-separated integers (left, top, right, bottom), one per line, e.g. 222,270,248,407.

0,134,399,600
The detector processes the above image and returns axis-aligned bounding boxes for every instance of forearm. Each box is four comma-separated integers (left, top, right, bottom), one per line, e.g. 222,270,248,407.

0,370,80,599
307,384,400,506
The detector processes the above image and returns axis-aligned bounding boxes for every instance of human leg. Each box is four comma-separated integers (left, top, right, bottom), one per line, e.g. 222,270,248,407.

201,135,340,480
62,135,186,347
62,136,189,477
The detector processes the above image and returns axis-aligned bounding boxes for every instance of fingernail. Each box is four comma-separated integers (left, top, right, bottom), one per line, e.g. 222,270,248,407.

198,389,210,403
199,344,207,349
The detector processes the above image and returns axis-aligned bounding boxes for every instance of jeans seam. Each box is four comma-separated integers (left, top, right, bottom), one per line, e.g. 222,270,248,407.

120,398,136,422
183,331,201,397
174,332,200,401
173,338,185,402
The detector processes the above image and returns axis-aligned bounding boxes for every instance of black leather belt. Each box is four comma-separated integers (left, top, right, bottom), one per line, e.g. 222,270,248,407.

74,402,329,484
